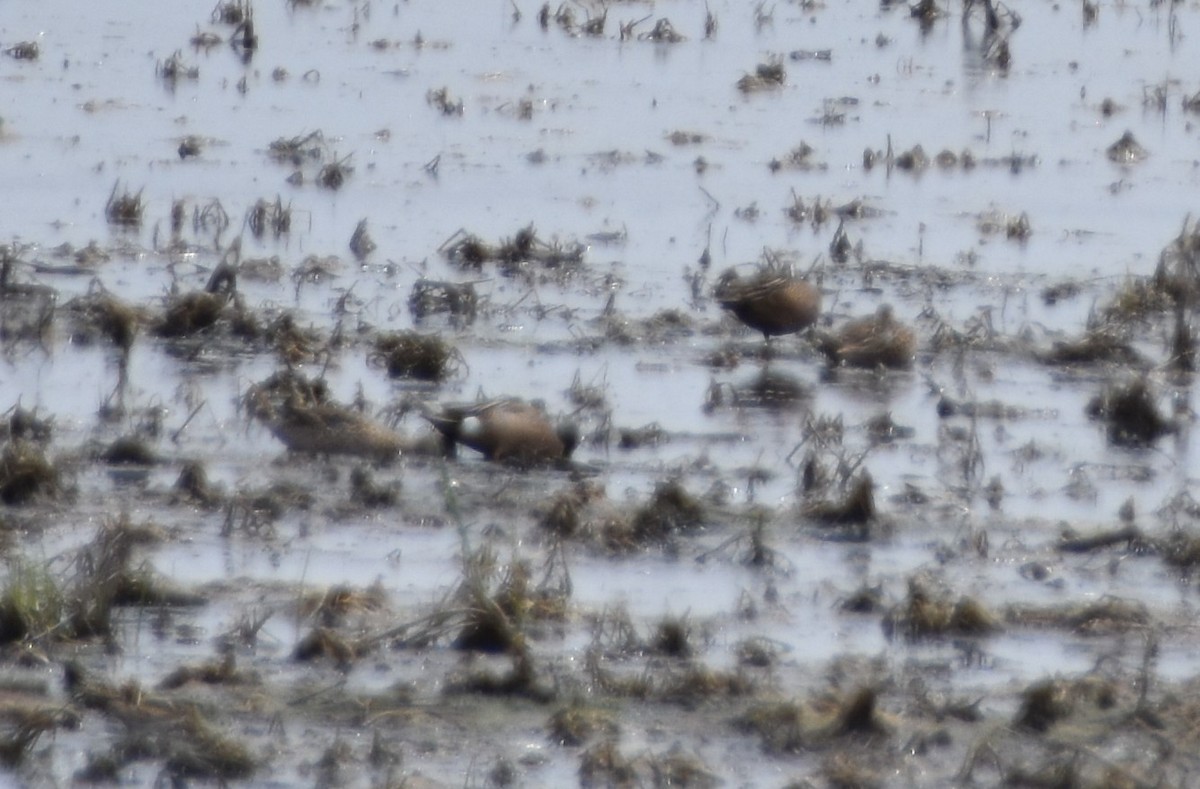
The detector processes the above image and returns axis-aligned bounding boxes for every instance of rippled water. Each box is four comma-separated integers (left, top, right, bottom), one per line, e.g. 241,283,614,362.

3,0,1200,784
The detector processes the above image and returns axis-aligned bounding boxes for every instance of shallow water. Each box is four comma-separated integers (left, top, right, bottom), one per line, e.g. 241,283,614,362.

4,0,1200,785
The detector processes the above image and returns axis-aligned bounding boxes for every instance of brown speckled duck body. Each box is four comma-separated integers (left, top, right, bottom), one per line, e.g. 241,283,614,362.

425,399,578,465
267,398,404,459
715,268,821,339
820,304,916,370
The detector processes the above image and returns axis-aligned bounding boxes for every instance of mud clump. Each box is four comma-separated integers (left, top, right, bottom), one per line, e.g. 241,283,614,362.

100,435,160,466
1085,378,1173,446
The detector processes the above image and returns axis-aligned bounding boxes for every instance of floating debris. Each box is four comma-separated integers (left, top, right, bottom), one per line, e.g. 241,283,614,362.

4,41,39,60
639,17,686,43
177,135,204,159
408,278,478,324
348,218,376,260
426,86,464,116
1107,130,1147,165
156,51,199,84
737,61,785,92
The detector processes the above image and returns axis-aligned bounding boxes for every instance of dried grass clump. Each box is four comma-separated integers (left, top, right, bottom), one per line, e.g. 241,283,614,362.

263,312,323,364
629,479,706,545
644,748,720,788
1014,679,1074,732
579,740,636,788
803,472,876,526
1102,277,1174,324
370,331,463,382
317,154,353,190
349,466,399,508
159,650,255,690
0,560,63,643
440,225,584,275
733,701,807,754
1036,326,1143,368
246,195,292,238
300,582,389,630
650,614,695,659
267,130,324,167
737,61,785,92
293,627,360,666
104,181,144,227
1006,596,1149,635
882,576,1000,641
65,291,141,353
735,687,893,757
64,518,183,639
0,441,61,505
1,406,52,445
538,481,604,540
656,664,755,707
548,703,618,747
408,278,478,324
147,714,257,782
171,461,223,508
453,556,560,653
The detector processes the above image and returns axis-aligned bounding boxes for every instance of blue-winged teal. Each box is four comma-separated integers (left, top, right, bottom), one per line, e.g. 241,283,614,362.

715,268,821,339
156,261,237,337
819,305,915,369
267,396,404,459
424,399,578,465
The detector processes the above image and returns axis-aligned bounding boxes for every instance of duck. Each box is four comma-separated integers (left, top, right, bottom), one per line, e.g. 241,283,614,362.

714,267,821,340
424,399,578,465
155,260,238,337
818,304,916,369
266,395,405,460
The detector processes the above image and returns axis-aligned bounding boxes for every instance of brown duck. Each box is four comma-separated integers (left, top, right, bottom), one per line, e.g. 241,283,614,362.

818,305,916,369
424,399,578,465
715,267,821,339
156,261,237,337
267,396,405,459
